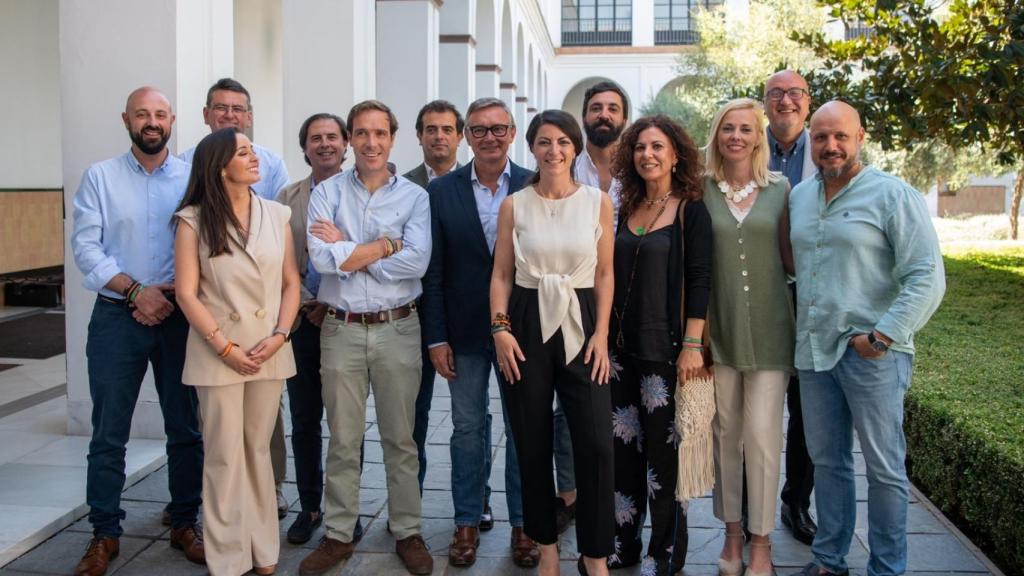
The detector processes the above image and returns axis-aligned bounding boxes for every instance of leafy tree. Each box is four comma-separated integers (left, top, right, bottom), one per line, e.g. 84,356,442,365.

648,0,827,144
797,0,1024,237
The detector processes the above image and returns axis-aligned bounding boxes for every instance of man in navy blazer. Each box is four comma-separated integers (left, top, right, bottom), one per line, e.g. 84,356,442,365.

420,97,538,568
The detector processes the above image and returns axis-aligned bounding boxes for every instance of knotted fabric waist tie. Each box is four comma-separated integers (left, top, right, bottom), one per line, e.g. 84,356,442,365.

514,266,594,364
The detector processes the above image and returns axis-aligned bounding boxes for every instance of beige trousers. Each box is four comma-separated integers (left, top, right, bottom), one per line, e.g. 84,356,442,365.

196,379,284,576
320,311,422,542
711,365,787,536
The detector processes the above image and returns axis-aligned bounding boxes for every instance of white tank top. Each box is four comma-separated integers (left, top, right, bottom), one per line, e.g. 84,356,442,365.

512,184,603,362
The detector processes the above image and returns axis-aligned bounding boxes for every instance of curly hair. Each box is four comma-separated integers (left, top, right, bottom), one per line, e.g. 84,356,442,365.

612,115,703,224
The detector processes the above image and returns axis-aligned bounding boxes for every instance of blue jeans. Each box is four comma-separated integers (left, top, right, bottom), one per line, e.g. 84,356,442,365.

449,351,524,527
800,346,913,576
553,400,576,493
86,298,203,537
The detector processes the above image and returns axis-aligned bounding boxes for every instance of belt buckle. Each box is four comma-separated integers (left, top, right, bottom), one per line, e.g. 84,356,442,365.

360,313,370,326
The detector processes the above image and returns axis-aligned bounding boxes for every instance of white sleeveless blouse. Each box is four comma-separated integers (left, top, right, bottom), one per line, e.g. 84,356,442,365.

512,184,603,362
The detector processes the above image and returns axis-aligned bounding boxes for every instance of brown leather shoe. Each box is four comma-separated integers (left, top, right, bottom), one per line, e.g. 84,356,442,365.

299,536,354,576
169,524,206,565
448,526,480,567
511,526,540,568
75,536,119,576
396,534,434,575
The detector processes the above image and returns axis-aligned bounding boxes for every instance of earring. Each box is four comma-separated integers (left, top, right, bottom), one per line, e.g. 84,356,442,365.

672,165,677,173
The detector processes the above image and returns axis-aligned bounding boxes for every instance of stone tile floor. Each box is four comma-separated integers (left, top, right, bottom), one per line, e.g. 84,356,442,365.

0,376,1001,575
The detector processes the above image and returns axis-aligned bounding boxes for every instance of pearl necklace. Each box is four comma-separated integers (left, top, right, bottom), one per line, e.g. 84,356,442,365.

718,180,757,203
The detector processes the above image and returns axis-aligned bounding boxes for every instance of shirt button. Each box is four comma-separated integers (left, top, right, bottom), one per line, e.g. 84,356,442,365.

256,308,267,319
736,223,742,229
810,329,816,334
738,238,743,244
743,285,750,292
741,270,748,276
740,254,746,260
230,312,241,321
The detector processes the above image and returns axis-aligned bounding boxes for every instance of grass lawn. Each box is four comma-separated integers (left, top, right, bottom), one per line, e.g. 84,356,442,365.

906,246,1024,573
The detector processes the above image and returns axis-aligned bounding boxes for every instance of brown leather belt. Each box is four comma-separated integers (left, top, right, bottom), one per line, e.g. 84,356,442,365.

327,302,416,325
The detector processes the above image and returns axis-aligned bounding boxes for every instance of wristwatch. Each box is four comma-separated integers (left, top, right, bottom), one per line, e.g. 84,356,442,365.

867,332,889,353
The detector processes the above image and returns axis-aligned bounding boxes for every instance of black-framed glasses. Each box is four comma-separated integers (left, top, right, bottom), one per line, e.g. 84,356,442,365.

211,103,250,115
467,124,511,138
766,88,809,102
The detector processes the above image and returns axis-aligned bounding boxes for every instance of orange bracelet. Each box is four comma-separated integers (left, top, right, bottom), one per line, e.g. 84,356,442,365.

218,341,236,358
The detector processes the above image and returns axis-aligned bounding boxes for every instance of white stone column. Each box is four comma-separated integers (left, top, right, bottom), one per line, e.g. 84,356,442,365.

282,0,377,176
633,0,655,47
439,38,476,117
233,0,284,156
61,0,234,438
515,96,528,165
500,82,518,163
476,65,501,99
376,0,440,173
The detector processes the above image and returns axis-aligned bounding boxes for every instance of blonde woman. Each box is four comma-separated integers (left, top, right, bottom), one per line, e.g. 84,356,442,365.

704,98,794,576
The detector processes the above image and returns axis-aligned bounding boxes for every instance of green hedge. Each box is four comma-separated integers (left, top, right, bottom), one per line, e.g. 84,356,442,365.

905,249,1024,575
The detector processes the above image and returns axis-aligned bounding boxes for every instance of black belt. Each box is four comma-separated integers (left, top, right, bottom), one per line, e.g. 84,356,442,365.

327,302,416,325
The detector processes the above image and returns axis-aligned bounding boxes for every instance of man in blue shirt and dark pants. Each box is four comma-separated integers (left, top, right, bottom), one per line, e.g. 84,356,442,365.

71,87,204,576
789,101,945,576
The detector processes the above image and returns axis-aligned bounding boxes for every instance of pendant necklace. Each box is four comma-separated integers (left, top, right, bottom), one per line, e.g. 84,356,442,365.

718,180,756,203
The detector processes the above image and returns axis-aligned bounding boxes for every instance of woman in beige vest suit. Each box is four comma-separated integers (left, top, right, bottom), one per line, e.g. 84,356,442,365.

174,128,299,576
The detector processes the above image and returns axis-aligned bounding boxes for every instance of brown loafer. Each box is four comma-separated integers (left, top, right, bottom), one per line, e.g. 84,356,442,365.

75,536,119,576
511,526,540,568
396,534,434,575
299,536,354,576
448,526,480,567
169,524,206,565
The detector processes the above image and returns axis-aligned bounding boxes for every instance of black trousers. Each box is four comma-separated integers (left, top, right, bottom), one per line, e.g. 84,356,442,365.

503,286,614,557
285,316,325,512
609,351,688,574
780,374,814,508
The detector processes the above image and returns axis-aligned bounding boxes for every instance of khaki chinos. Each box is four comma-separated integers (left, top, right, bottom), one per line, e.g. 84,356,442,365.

320,310,423,542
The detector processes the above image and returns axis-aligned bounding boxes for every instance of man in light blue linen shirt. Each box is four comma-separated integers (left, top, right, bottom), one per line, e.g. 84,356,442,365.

179,78,289,201
70,86,204,576
298,100,434,576
788,101,945,576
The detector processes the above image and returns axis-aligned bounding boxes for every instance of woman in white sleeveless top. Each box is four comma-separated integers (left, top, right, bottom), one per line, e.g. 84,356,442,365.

490,110,615,576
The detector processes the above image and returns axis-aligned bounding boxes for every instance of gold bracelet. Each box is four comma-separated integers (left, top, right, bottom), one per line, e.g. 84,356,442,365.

203,327,221,342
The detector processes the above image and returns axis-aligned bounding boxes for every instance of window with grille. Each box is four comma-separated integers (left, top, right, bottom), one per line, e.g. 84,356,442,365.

562,0,633,46
654,0,723,45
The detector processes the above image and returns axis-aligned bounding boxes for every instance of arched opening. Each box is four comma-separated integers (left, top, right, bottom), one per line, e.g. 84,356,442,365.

560,76,632,128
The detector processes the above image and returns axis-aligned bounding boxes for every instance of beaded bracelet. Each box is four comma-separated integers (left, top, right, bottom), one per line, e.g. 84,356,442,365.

490,325,510,335
683,336,703,345
128,283,145,305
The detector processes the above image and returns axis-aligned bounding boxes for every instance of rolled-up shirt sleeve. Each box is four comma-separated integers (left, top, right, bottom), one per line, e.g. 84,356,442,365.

71,167,122,292
306,181,358,279
874,186,946,345
367,190,432,282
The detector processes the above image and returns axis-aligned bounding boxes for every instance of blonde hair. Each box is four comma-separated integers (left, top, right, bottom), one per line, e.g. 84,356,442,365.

705,98,781,188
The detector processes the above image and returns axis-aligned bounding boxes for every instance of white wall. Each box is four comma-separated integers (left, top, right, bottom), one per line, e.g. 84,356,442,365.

233,0,284,158
0,0,62,188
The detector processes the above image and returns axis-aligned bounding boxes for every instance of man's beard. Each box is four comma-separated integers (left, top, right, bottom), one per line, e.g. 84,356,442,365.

130,126,169,155
819,150,859,180
584,119,624,148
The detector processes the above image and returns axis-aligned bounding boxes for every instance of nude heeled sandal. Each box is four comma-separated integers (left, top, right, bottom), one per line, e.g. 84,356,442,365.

719,530,746,576
745,541,776,576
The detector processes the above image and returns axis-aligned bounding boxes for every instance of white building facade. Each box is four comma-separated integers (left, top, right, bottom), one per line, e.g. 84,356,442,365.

1,0,731,437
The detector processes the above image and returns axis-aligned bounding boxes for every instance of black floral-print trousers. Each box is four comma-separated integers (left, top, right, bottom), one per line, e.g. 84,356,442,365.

609,349,688,576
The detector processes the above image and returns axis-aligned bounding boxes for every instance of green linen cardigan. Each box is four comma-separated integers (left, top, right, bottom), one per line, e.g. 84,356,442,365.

703,176,795,372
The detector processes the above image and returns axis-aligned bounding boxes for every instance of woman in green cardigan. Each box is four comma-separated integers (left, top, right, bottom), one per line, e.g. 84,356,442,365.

704,98,795,576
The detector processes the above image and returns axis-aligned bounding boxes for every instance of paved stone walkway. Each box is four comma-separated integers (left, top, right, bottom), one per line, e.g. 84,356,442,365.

0,377,999,575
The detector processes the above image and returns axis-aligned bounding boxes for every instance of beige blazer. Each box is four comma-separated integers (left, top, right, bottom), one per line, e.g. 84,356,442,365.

275,176,315,302
176,194,297,386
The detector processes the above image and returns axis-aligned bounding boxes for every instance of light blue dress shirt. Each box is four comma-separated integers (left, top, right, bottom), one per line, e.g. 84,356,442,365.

470,160,511,254
768,129,807,189
71,151,191,299
307,170,431,312
180,142,289,201
789,165,945,372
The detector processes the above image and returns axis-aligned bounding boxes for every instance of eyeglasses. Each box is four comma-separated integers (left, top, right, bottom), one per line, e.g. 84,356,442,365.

210,104,249,115
467,124,511,138
766,88,809,102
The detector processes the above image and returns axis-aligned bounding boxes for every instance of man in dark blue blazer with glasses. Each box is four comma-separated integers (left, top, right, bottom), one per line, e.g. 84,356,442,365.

420,97,538,569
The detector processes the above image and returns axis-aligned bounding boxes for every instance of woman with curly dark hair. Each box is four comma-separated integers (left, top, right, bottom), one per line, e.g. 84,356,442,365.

603,115,712,576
